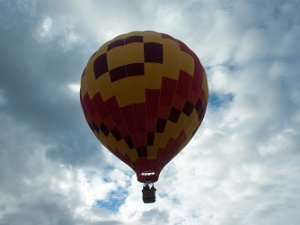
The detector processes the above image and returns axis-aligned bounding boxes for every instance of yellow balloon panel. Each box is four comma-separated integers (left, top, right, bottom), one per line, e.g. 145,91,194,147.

124,43,145,65
113,76,145,107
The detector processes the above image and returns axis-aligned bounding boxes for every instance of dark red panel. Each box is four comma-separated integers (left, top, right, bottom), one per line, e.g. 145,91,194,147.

94,54,108,79
125,36,143,44
191,75,202,94
145,89,160,117
108,36,144,51
146,117,157,131
88,122,97,133
160,77,177,105
110,65,127,82
81,93,102,129
108,39,124,51
144,42,163,63
117,123,129,137
147,132,155,146
158,104,171,119
111,127,122,141
91,112,102,127
105,96,123,125
136,146,147,158
193,55,203,83
169,107,181,122
103,116,116,131
133,103,147,147
110,63,144,82
187,90,199,106
195,98,207,120
172,95,186,111
124,136,134,149
92,93,109,119
126,63,144,76
131,133,141,147
195,99,202,113
139,133,147,147
183,101,194,116
176,70,193,98
99,123,109,136
133,104,146,132
156,118,167,133
198,89,207,109
83,94,96,116
120,105,137,133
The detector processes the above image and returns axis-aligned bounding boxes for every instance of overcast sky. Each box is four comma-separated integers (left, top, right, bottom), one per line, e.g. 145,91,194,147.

1,0,300,224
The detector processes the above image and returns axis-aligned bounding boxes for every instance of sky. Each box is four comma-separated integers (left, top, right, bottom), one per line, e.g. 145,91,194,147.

0,0,300,224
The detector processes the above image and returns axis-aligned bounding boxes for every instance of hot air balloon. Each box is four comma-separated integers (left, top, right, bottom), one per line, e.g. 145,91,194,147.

80,31,208,203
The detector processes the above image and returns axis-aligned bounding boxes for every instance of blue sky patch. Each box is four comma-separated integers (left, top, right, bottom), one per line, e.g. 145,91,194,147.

94,188,128,212
209,92,234,109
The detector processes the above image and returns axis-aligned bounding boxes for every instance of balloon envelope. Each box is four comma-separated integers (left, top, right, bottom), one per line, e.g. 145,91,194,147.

80,31,208,183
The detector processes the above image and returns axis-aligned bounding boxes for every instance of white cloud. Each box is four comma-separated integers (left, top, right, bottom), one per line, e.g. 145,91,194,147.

68,83,80,94
35,13,83,51
38,16,53,39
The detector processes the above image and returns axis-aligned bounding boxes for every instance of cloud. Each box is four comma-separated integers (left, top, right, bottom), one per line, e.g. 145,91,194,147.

1,0,300,224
